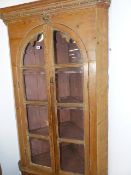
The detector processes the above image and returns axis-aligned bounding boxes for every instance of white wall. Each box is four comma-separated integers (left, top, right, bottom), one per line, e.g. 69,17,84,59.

0,0,131,175
0,20,20,175
0,0,37,8
0,17,21,175
109,0,131,175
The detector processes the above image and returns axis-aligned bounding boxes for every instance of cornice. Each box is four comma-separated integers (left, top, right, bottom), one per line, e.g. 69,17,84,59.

0,0,110,23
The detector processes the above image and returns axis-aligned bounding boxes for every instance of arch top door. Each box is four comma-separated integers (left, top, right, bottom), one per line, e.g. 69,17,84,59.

20,24,89,175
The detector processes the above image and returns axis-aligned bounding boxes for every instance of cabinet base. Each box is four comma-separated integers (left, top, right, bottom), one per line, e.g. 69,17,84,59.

21,170,51,175
21,170,38,175
19,164,51,175
21,173,31,175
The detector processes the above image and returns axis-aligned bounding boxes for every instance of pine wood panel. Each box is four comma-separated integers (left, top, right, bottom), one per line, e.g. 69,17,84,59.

96,7,109,175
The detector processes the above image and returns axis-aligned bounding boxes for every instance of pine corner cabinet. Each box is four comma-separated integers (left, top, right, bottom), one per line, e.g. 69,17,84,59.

0,0,110,175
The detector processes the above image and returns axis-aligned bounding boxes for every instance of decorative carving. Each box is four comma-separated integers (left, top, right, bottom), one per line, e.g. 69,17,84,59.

42,13,51,24
61,32,71,43
0,0,111,23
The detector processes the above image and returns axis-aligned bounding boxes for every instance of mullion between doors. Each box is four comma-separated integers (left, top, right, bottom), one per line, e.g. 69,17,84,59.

44,25,59,174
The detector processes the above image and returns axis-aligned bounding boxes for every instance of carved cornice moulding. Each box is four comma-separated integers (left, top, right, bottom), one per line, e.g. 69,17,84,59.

0,0,110,23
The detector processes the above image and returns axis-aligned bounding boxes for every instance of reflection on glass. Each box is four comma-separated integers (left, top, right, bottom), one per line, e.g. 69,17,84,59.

26,105,49,136
55,67,83,103
24,70,47,101
30,138,51,167
57,108,84,140
60,143,84,174
23,33,44,65
54,31,82,64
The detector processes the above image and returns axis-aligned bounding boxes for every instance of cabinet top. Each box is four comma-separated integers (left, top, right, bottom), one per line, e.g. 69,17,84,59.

0,0,110,23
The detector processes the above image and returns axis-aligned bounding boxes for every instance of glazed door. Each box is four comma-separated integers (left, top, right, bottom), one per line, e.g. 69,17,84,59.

21,25,89,175
52,30,87,175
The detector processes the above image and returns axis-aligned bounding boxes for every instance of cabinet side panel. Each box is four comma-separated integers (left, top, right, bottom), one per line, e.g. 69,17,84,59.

7,20,45,167
89,60,97,175
96,7,108,175
7,25,27,167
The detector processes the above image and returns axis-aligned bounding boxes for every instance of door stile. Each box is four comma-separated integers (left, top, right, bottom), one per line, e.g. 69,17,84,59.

50,76,60,175
45,25,59,174
83,63,90,175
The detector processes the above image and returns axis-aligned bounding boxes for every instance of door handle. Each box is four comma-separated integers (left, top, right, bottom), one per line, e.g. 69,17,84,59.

50,77,54,84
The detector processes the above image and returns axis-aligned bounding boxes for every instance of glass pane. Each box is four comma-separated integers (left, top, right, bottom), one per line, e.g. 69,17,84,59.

55,67,83,103
60,143,84,174
30,138,51,167
23,33,44,65
54,31,82,64
26,105,49,136
57,108,84,140
23,70,47,101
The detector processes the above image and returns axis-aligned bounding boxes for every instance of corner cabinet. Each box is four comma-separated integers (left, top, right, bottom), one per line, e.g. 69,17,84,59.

0,0,110,175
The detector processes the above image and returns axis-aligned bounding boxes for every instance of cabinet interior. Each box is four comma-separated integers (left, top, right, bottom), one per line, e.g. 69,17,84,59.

22,30,85,174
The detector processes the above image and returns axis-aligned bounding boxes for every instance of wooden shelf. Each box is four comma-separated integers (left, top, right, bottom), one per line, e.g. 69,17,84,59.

31,143,84,174
29,121,84,142
60,143,84,174
57,96,83,103
30,126,49,136
55,67,83,74
59,121,84,140
55,64,83,69
31,152,51,167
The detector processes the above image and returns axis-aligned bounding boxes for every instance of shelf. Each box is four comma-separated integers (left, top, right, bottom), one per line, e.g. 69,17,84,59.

57,103,83,108
57,96,83,103
55,67,83,74
30,138,51,167
59,121,84,140
29,121,84,141
31,152,51,167
60,143,84,174
29,126,48,136
55,64,83,69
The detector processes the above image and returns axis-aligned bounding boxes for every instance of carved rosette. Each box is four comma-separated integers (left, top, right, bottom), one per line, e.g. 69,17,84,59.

0,0,111,23
42,13,51,24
